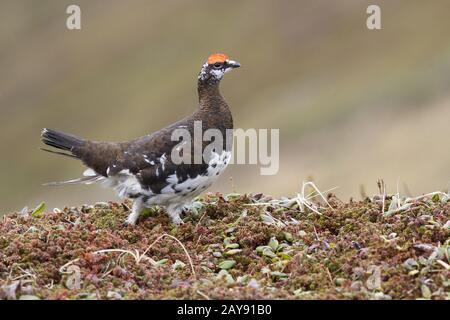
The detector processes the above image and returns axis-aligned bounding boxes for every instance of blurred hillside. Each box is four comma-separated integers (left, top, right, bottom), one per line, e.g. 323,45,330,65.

1,0,450,213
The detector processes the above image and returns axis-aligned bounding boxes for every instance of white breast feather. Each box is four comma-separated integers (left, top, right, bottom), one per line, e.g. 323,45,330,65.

106,151,231,206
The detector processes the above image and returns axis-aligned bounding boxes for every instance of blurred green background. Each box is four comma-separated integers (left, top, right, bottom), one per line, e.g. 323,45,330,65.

1,0,450,213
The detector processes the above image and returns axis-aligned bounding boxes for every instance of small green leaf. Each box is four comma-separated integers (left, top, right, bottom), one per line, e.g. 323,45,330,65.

224,249,242,256
218,260,236,270
216,270,235,284
283,232,294,243
31,202,46,217
421,284,432,299
201,266,213,273
225,243,240,249
155,258,168,266
408,270,419,276
141,207,158,217
256,246,269,254
262,247,277,258
172,260,186,270
334,278,346,286
268,237,279,251
223,236,235,246
431,194,440,203
278,252,291,260
261,267,271,274
276,243,290,252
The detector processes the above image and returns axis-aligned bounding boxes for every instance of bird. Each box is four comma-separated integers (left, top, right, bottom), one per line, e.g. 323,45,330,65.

41,53,241,225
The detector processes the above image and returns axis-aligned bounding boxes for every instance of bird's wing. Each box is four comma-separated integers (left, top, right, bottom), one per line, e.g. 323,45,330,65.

105,128,209,194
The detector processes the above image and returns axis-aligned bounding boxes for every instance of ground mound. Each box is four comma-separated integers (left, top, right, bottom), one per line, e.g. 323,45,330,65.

0,191,449,299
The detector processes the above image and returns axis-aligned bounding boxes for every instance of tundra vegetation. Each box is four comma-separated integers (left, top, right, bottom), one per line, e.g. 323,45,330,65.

0,183,449,300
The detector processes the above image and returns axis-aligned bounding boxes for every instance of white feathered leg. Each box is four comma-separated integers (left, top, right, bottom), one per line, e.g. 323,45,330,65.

166,204,184,225
125,198,144,225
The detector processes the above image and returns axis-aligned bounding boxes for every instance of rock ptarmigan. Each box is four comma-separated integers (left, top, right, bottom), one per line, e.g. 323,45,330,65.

41,53,240,225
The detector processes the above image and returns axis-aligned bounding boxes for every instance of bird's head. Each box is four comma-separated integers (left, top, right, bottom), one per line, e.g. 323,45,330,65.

198,53,241,84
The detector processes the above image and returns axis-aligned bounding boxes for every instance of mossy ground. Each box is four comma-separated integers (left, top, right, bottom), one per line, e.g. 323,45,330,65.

0,192,449,300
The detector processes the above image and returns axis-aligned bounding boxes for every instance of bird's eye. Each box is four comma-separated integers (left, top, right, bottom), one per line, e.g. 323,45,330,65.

213,62,223,69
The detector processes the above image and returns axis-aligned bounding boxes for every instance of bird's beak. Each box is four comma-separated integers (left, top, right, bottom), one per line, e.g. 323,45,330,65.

226,60,241,69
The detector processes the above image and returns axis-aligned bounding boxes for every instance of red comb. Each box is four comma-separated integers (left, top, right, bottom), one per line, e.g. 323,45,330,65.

207,53,229,64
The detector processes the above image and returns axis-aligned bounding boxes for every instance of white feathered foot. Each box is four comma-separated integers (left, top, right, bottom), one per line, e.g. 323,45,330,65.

125,199,186,225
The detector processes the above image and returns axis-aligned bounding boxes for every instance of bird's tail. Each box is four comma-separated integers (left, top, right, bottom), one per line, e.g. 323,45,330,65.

40,129,105,186
41,128,84,158
42,174,105,186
